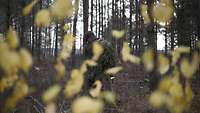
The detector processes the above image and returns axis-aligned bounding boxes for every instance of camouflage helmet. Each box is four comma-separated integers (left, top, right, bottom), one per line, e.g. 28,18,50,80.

84,31,99,44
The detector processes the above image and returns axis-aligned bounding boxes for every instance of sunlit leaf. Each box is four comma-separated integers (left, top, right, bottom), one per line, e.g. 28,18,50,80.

171,51,180,66
72,96,103,113
55,61,66,80
85,60,97,67
185,80,194,103
160,0,173,5
152,2,174,24
63,24,70,31
45,102,56,113
64,69,84,97
157,54,170,74
142,48,154,71
0,75,19,93
5,80,29,108
140,4,150,24
80,63,87,74
112,30,125,39
6,28,19,49
105,66,123,75
158,77,173,92
169,82,183,98
35,9,51,27
0,78,6,93
42,84,61,103
180,58,193,79
89,80,102,98
149,91,167,108
19,48,33,72
0,45,19,74
50,0,73,20
101,91,116,104
22,0,38,15
92,42,104,61
174,46,190,53
180,53,199,79
60,34,75,59
129,55,141,64
121,42,130,62
121,42,141,64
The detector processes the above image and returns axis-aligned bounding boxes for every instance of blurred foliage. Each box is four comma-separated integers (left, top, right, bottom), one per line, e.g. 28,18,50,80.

0,0,199,113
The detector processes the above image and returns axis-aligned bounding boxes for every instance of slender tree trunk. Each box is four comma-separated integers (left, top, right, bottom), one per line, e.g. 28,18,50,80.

72,0,79,67
0,0,10,34
90,0,93,31
135,0,139,53
96,0,98,35
83,0,89,49
165,27,168,54
98,0,101,38
129,0,133,48
55,24,58,57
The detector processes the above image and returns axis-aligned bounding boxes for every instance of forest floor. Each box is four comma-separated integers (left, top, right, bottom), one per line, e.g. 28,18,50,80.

12,57,200,113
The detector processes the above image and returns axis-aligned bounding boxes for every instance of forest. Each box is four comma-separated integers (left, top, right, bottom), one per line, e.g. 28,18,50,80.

0,0,200,113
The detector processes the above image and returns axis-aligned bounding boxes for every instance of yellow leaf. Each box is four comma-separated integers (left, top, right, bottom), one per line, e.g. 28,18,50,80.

89,80,102,98
142,48,154,71
63,24,70,31
171,51,180,66
85,60,97,67
5,80,29,108
0,79,5,93
121,42,141,64
191,52,199,75
180,58,193,79
149,91,167,108
64,69,84,97
55,61,65,79
50,0,73,20
45,102,56,113
42,84,61,103
72,96,103,113
185,80,194,103
158,77,173,92
19,48,33,72
169,82,183,98
35,9,51,27
140,4,151,24
92,42,104,61
101,91,116,104
180,53,199,80
80,63,87,74
22,0,38,15
112,30,125,39
121,42,130,62
105,66,123,75
152,2,174,24
160,0,173,6
157,54,170,74
0,52,19,75
129,55,141,64
60,34,75,59
0,75,19,92
6,28,19,49
174,46,190,53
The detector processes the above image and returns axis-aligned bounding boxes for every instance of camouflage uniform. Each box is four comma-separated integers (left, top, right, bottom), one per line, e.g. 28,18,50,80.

83,32,116,92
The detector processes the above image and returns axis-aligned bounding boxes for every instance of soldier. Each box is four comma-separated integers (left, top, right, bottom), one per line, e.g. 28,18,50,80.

83,31,116,92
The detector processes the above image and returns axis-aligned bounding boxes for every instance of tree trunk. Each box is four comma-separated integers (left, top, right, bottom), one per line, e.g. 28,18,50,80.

83,0,89,47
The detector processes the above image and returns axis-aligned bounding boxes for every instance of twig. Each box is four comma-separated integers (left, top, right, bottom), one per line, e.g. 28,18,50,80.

33,105,43,113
